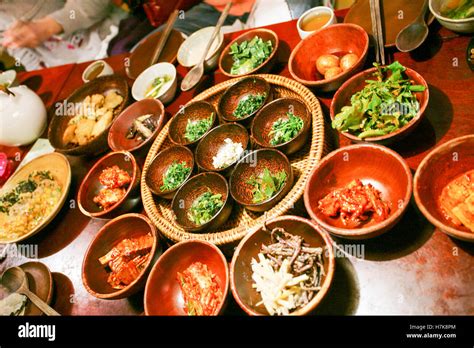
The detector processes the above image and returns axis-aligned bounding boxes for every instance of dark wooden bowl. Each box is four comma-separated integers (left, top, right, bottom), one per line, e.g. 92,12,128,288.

78,151,141,219
251,97,311,156
48,74,130,157
168,101,218,147
82,213,161,299
126,29,184,80
108,98,166,153
144,240,229,315
229,149,293,212
288,23,369,92
145,145,195,199
304,144,412,239
218,28,279,78
230,215,335,315
195,123,249,176
217,76,272,126
414,135,474,243
171,172,233,232
330,66,429,145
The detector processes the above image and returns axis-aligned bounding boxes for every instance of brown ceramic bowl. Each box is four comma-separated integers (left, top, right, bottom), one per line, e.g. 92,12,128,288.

48,74,130,157
78,151,141,219
144,240,229,315
304,144,412,239
168,101,218,147
330,66,429,145
195,123,250,175
414,135,474,243
217,76,272,126
230,215,335,316
288,23,369,93
108,98,166,153
82,213,161,299
126,29,184,80
229,149,293,212
171,172,233,232
219,28,279,78
145,145,195,199
251,97,312,156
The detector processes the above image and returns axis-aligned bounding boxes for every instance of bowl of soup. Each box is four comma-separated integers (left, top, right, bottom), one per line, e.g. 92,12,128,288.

297,6,337,39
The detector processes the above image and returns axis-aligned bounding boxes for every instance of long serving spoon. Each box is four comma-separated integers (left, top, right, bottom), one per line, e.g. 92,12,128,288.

396,0,429,52
181,2,232,92
1,266,60,316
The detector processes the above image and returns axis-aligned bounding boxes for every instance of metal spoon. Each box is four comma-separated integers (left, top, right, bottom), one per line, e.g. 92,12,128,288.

1,266,60,316
181,2,232,92
396,0,429,52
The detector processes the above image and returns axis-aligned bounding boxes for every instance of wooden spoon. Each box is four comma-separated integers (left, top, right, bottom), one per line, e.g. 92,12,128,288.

1,266,60,316
181,2,232,92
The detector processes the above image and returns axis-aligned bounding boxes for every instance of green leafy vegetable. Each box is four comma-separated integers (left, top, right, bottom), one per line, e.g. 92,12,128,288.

184,113,214,142
145,75,171,98
441,0,474,19
229,36,273,75
246,168,287,204
160,161,191,192
332,61,426,139
188,191,224,226
269,112,304,146
233,93,266,119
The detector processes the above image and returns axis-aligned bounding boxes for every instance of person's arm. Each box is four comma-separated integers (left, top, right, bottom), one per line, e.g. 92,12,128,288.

49,0,112,36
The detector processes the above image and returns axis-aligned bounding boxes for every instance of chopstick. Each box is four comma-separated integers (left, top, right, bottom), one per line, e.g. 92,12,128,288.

150,9,179,66
369,0,385,65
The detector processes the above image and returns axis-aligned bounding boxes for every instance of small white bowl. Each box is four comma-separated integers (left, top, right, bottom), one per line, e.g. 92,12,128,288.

82,60,114,83
0,70,18,87
177,26,224,71
297,6,337,40
131,62,177,104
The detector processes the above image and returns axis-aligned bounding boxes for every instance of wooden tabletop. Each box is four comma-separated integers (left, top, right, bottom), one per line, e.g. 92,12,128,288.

1,15,473,316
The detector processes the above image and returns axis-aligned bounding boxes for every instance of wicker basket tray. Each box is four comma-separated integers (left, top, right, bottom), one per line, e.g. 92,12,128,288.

142,74,327,246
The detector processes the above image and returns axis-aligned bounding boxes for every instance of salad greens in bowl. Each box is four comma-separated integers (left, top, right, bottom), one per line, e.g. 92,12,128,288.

330,61,429,145
219,29,279,78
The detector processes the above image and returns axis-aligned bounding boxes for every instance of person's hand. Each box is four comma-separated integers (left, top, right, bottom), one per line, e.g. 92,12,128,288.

2,17,63,49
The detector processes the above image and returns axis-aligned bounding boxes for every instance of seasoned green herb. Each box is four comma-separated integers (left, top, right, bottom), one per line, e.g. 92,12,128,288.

332,61,426,139
229,36,273,75
160,161,191,192
233,93,266,119
246,168,287,204
184,113,214,142
188,191,224,225
441,0,474,19
269,112,304,146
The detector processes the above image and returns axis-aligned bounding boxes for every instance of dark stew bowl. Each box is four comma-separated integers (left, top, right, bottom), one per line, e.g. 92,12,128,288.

168,100,218,147
251,98,311,155
78,151,141,219
218,76,272,126
48,74,130,157
195,123,250,176
229,149,293,212
171,172,233,232
145,145,195,199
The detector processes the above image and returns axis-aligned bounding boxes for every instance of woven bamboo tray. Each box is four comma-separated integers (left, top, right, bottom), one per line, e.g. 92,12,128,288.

142,74,327,246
